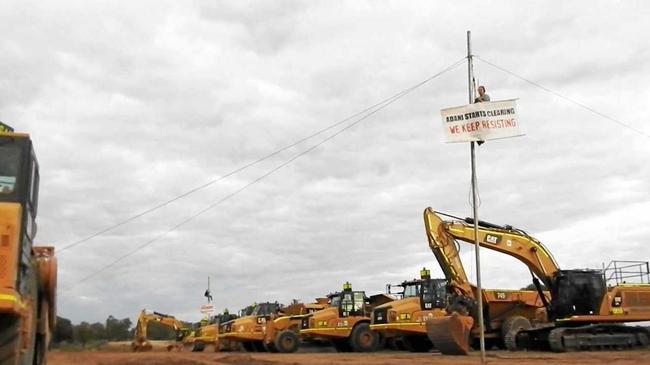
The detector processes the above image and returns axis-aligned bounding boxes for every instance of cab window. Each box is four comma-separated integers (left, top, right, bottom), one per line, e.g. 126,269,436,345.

403,283,421,298
0,146,20,196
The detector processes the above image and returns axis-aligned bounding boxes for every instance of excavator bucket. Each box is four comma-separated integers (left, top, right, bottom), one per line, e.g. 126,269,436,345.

131,340,153,352
426,312,474,355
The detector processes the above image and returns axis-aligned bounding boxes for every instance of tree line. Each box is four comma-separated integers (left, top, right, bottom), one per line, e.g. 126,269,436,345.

52,315,177,348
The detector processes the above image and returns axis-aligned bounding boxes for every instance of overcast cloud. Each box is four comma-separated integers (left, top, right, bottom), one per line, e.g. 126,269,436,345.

1,0,649,323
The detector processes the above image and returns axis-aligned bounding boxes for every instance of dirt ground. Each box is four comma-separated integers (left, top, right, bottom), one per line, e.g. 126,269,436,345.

49,349,650,365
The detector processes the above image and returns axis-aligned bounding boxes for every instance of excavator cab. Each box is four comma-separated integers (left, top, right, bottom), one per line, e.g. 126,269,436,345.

550,269,606,318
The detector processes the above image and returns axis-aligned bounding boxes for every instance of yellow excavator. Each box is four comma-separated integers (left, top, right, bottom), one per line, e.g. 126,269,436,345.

424,207,650,353
131,309,191,352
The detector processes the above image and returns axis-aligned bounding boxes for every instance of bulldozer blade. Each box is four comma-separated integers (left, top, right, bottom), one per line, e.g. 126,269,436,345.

426,312,474,355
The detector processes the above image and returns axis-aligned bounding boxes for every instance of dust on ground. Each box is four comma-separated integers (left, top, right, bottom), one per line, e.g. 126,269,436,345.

48,349,650,365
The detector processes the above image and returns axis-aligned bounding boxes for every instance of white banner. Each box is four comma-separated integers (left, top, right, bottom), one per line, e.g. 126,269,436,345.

200,304,215,314
440,99,523,143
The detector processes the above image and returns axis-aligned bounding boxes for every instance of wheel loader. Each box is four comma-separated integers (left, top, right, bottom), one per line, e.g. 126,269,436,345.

0,124,57,365
300,282,395,352
424,207,650,353
371,264,546,352
219,300,326,353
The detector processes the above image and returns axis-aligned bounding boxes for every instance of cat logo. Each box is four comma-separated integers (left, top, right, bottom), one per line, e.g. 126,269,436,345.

486,234,501,244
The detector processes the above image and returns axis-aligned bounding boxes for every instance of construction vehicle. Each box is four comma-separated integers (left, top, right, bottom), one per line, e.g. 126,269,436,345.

370,268,448,352
131,309,191,352
371,262,545,352
0,123,57,365
300,282,395,352
424,207,650,353
220,300,326,353
189,311,238,352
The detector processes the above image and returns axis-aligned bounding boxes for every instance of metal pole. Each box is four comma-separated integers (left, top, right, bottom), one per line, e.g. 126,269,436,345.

467,30,486,364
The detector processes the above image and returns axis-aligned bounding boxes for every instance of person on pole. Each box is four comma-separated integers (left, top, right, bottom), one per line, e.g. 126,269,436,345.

474,85,490,103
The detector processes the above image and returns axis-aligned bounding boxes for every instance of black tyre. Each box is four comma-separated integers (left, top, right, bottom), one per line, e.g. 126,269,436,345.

263,341,278,353
191,341,205,352
402,335,432,352
501,316,532,342
349,323,379,352
1,272,37,365
0,315,22,365
274,330,299,353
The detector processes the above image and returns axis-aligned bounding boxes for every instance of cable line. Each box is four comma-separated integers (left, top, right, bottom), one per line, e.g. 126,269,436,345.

62,58,465,290
57,57,466,254
476,56,650,139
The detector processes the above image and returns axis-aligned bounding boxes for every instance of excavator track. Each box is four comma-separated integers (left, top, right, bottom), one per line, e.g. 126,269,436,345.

425,312,474,355
548,325,649,352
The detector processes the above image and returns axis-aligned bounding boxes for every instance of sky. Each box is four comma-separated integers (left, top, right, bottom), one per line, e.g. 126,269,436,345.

1,0,649,324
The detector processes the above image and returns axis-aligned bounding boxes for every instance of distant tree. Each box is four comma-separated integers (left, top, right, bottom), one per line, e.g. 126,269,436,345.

74,322,94,348
90,322,106,341
52,316,74,344
521,283,547,291
105,315,132,341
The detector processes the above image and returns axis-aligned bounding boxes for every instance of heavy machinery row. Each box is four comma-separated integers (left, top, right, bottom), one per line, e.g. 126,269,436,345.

132,207,650,355
2,127,650,365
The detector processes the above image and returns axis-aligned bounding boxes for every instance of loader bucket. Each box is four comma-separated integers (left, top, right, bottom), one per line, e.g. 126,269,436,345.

425,312,474,355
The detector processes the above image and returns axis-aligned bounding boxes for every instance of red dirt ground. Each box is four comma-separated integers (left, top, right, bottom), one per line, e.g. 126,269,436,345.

48,349,650,365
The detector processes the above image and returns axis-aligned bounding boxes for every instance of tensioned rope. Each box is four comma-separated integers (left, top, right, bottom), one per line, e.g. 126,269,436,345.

61,58,466,290
476,56,649,139
57,58,466,255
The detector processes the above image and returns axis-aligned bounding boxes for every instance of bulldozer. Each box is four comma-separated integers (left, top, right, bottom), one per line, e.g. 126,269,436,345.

424,207,650,353
0,123,57,365
219,300,326,353
300,282,395,352
131,309,191,352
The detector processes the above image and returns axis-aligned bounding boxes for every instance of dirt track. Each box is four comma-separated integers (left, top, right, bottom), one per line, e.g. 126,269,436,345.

49,350,650,365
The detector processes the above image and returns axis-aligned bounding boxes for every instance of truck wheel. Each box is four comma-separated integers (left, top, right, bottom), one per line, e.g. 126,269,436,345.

0,278,37,365
0,315,22,365
263,341,278,353
191,341,205,352
500,316,531,343
349,323,378,352
274,330,299,353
